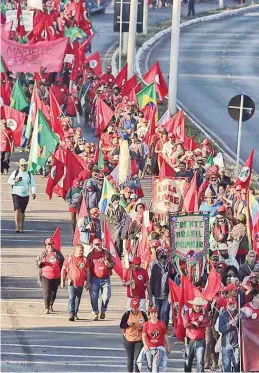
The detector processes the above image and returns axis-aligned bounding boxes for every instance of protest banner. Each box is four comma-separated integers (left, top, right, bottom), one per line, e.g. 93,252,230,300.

169,213,210,263
241,319,259,372
152,177,187,215
1,37,68,73
6,10,34,32
27,0,43,10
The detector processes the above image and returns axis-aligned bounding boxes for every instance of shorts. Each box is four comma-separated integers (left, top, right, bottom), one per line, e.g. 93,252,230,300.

12,194,29,213
69,207,78,213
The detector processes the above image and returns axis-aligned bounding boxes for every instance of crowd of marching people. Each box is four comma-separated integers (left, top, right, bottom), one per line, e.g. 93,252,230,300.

1,0,259,372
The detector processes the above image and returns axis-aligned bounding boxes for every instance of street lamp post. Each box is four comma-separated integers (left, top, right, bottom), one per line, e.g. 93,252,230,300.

118,0,124,71
143,0,148,35
127,0,138,78
168,0,181,116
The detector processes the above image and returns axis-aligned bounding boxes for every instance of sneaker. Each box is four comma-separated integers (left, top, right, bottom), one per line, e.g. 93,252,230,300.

44,309,50,314
69,316,75,321
93,313,99,321
100,312,105,320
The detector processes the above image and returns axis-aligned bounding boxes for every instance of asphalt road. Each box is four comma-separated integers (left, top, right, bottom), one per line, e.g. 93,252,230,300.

147,7,259,171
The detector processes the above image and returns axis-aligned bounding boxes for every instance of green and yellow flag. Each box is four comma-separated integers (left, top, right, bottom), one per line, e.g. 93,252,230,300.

207,154,214,166
97,145,105,170
28,110,59,173
136,82,157,109
10,79,28,111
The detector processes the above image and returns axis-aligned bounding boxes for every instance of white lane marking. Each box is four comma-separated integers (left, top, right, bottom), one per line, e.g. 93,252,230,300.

179,73,259,80
1,200,65,204
244,12,259,16
0,328,138,337
1,229,69,233
2,344,124,350
1,352,184,362
1,360,127,368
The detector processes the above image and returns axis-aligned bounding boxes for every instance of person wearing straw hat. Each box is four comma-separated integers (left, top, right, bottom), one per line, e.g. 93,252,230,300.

7,158,36,233
218,297,246,373
120,297,148,372
183,296,209,372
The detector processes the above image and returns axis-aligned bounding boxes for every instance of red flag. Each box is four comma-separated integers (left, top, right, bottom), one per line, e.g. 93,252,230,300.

143,61,168,100
1,36,68,73
121,75,138,96
164,110,186,143
62,149,84,197
131,158,137,175
235,149,254,189
142,103,156,146
45,156,64,199
93,142,99,164
52,226,61,251
114,63,128,88
79,33,96,63
159,155,175,177
137,224,148,260
169,279,180,334
96,97,114,137
103,220,123,279
74,153,89,170
49,88,64,140
0,22,13,39
74,0,84,26
73,195,88,245
128,88,137,103
202,265,222,301
2,105,25,147
135,81,142,94
182,173,198,213
84,52,102,76
70,44,81,82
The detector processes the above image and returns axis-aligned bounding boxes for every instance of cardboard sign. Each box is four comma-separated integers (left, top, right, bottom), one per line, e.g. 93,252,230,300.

6,10,34,32
64,54,74,64
169,213,210,263
152,177,187,214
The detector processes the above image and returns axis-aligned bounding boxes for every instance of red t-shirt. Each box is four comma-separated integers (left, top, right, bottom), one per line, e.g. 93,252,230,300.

123,268,148,299
41,252,61,280
216,296,227,311
51,84,68,105
143,320,167,348
1,128,13,152
91,250,110,279
63,255,88,287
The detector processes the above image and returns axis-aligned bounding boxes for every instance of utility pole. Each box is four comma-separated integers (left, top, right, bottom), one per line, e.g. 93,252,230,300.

127,0,138,78
219,0,224,8
143,0,148,35
118,0,123,71
168,0,181,115
123,32,129,55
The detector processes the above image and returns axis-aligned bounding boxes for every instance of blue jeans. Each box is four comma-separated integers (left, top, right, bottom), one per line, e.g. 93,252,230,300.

222,346,240,372
145,348,165,373
155,298,170,327
184,339,206,372
90,276,111,313
68,285,83,316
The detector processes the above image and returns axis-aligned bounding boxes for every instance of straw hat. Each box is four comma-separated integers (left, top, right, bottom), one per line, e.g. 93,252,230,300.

188,297,207,306
17,158,28,166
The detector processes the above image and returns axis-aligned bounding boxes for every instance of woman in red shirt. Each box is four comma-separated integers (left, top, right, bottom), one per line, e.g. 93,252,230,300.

35,238,64,314
142,306,171,372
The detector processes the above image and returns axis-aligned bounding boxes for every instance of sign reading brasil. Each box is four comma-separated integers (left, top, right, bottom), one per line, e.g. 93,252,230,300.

169,214,210,263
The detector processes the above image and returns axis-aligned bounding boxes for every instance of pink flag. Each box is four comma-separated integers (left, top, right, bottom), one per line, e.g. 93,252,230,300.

1,36,68,73
103,220,123,279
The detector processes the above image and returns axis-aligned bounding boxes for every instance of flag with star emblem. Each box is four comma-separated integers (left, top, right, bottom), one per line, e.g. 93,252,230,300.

143,62,168,100
28,109,59,173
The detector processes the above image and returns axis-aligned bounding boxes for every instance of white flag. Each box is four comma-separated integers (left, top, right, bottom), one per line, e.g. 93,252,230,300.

158,109,170,127
27,0,43,10
213,152,224,169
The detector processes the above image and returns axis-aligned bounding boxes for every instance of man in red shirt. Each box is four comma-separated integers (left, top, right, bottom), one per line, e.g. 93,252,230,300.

61,244,90,321
87,238,114,321
51,77,68,108
1,119,13,174
123,256,152,312
183,296,209,373
142,306,170,372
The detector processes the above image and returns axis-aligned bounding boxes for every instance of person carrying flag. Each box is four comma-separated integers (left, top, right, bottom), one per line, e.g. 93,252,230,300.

1,119,14,174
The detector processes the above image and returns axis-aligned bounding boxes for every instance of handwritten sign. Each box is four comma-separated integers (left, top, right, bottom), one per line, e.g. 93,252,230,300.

64,54,75,64
152,177,187,214
6,10,34,32
169,214,210,263
1,36,68,73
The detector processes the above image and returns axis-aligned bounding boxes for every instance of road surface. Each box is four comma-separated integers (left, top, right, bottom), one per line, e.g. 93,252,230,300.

146,7,259,171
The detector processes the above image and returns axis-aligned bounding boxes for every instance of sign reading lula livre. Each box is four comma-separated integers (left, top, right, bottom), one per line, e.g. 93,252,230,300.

169,214,210,263
152,177,187,214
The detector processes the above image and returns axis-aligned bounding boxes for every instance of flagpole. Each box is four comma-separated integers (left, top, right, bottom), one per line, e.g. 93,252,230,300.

238,294,242,373
119,0,123,71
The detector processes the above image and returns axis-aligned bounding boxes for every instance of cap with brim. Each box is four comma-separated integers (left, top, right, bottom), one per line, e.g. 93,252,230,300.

17,158,28,166
130,297,140,309
132,257,141,265
217,243,229,251
188,297,207,306
45,238,54,245
148,306,158,313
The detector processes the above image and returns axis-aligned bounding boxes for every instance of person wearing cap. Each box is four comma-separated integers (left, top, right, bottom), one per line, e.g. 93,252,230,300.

7,158,36,233
87,238,114,321
218,297,246,373
61,244,90,321
150,249,174,327
35,238,64,314
242,272,259,303
120,297,148,372
239,251,258,281
123,257,152,312
65,179,83,238
118,111,137,140
217,243,239,270
101,66,115,85
183,296,209,372
141,306,171,372
1,119,14,174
